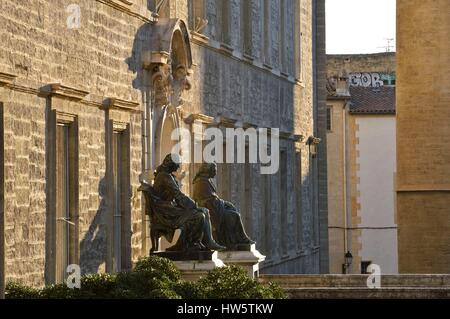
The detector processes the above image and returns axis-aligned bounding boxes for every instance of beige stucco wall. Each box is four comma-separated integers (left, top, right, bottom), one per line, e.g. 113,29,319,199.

355,115,398,274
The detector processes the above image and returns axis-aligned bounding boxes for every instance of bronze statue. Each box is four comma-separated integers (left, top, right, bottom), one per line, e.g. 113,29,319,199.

139,154,225,253
193,163,255,250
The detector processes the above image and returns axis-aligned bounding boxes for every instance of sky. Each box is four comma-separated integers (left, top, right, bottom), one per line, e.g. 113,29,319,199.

326,0,396,54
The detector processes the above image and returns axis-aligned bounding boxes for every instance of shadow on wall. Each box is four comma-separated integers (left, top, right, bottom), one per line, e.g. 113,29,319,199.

79,177,108,274
126,1,155,92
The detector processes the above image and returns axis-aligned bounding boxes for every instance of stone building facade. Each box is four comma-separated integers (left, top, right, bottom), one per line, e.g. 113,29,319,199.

0,0,327,293
396,0,450,273
327,52,396,79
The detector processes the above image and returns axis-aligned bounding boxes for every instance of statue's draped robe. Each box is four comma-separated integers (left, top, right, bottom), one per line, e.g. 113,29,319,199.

148,171,205,246
193,176,253,249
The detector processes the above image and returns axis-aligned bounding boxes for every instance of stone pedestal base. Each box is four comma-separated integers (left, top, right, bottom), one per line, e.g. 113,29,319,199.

218,244,266,279
172,251,225,282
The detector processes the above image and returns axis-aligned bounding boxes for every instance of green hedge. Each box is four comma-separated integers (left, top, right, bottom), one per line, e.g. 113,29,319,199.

5,256,286,299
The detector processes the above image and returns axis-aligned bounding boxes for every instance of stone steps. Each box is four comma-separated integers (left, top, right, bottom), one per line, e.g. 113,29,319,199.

285,287,450,299
259,274,450,299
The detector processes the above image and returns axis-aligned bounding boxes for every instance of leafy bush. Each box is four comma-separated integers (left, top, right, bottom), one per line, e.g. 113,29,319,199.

115,271,180,299
5,282,40,299
133,256,181,282
197,265,286,299
5,256,285,299
40,283,78,299
171,280,206,299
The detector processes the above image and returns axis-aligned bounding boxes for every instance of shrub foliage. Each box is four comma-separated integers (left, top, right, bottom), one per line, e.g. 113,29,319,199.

6,256,286,299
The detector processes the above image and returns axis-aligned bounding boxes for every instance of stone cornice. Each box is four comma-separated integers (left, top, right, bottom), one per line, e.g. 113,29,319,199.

184,113,215,125
116,0,133,5
191,32,209,45
41,83,90,101
0,72,16,86
292,134,305,142
272,130,304,142
95,0,155,23
214,116,238,128
185,114,304,142
105,97,140,111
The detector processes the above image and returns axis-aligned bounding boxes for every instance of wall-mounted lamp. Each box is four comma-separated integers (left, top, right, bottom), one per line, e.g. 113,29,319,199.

343,251,353,274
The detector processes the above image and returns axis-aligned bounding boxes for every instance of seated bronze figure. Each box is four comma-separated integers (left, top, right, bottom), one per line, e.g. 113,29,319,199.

193,163,255,250
139,154,225,253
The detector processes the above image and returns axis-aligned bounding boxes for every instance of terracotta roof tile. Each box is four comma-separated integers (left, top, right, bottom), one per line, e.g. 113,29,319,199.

349,86,396,114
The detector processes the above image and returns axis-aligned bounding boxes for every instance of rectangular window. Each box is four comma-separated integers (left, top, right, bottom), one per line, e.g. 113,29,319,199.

262,173,272,258
242,0,252,55
327,106,333,131
55,120,78,284
294,0,302,79
221,0,230,45
111,127,131,272
243,146,252,237
279,0,286,72
280,150,288,256
263,0,270,64
295,150,303,251
219,143,230,201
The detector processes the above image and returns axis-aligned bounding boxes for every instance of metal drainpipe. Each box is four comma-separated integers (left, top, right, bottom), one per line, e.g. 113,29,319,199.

344,101,353,273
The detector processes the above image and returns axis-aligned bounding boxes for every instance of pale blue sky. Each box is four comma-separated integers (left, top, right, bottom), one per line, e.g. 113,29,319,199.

326,0,396,54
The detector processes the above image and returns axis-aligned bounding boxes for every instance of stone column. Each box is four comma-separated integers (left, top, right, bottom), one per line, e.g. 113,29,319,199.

396,0,450,273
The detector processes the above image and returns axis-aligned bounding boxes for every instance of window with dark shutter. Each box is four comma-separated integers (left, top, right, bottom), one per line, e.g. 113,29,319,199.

111,127,131,272
55,120,78,284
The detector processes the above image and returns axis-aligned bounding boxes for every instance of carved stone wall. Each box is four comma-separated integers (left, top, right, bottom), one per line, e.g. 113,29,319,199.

0,0,326,286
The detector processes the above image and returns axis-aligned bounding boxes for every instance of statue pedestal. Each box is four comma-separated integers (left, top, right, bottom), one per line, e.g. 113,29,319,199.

218,244,266,279
154,250,224,282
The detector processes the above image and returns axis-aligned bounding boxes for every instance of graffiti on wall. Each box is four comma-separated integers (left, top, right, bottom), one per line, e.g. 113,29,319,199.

349,73,384,87
349,73,396,87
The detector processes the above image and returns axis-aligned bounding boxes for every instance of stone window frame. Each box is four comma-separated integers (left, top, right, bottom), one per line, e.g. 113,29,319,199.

279,147,289,258
107,119,132,273
295,147,303,253
262,169,272,260
47,111,80,284
241,0,253,57
294,0,303,82
262,0,271,66
279,0,287,74
220,0,231,46
43,83,87,285
241,144,253,237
